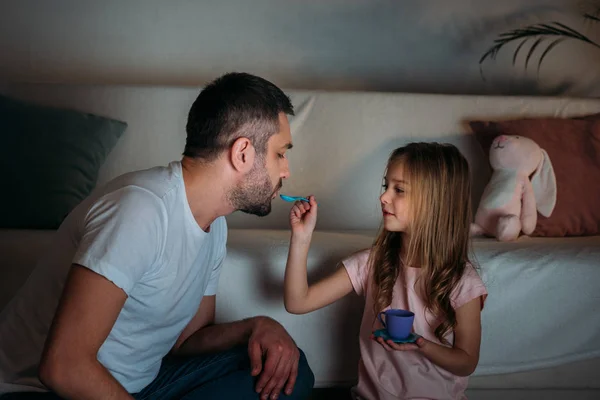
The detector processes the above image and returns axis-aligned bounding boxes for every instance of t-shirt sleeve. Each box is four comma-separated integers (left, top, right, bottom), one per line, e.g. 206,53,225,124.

451,263,488,310
73,187,166,295
204,250,225,296
342,249,372,296
203,218,228,296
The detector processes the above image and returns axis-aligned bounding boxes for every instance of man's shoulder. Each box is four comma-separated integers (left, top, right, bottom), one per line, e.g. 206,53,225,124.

83,162,183,216
211,216,228,242
103,161,183,200
101,186,167,215
214,216,228,230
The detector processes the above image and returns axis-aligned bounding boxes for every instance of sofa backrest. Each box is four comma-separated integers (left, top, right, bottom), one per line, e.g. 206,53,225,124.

3,83,600,231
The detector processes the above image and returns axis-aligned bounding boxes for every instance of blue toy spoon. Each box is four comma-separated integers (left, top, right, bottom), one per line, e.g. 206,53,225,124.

280,194,310,203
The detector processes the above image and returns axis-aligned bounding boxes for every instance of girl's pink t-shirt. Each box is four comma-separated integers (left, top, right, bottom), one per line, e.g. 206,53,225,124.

343,249,487,400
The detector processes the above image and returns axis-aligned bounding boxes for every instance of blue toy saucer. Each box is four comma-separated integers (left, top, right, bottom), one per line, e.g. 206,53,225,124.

373,329,419,344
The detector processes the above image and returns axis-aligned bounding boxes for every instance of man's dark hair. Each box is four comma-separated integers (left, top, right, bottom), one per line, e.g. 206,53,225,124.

184,72,294,161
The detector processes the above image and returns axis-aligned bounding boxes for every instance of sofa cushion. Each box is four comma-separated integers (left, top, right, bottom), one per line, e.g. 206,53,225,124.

469,114,600,237
0,95,126,229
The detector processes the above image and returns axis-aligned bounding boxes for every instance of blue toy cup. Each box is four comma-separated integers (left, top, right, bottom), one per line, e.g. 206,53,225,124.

377,309,415,340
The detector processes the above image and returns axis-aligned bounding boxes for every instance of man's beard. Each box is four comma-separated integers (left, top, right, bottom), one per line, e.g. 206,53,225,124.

228,159,281,217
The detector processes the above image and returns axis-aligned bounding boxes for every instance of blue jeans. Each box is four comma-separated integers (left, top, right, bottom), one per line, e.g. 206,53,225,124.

0,346,314,400
133,345,314,399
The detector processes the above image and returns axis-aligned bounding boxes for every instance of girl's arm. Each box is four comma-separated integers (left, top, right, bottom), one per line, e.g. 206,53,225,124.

284,196,354,314
375,296,483,377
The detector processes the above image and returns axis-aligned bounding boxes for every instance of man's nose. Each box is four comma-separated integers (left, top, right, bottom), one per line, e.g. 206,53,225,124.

281,160,291,179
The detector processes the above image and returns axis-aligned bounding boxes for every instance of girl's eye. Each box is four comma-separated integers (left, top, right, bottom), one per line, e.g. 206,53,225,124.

395,187,404,194
382,184,388,190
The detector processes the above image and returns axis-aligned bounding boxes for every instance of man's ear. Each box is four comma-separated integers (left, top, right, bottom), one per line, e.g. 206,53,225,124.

230,137,256,173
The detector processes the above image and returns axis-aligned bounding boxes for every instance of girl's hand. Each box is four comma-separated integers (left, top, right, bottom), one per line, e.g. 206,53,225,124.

370,334,429,352
289,195,318,239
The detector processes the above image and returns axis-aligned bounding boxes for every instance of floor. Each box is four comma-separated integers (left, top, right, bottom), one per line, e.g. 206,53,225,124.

311,387,352,400
310,388,600,400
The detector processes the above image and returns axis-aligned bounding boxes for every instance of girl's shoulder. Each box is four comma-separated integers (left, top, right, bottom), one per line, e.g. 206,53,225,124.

450,261,488,310
342,247,373,296
341,247,372,268
462,262,485,283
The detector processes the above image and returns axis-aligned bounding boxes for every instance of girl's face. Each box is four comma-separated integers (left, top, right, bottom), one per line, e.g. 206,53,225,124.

380,160,410,233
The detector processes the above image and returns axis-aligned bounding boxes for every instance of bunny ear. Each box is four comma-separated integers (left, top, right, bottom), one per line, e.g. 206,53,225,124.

531,149,557,217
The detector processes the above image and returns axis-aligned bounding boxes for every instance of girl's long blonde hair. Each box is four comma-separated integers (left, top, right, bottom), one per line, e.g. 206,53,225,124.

370,142,473,344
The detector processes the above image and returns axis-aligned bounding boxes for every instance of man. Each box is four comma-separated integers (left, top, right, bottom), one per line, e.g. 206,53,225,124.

0,72,314,399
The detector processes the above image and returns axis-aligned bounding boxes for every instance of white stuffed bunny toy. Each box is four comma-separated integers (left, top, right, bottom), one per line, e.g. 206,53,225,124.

471,134,557,241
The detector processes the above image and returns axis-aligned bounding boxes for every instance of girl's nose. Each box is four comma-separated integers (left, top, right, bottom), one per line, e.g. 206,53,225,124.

380,192,389,204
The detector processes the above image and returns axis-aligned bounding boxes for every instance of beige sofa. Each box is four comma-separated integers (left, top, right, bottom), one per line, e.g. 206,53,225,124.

1,83,599,399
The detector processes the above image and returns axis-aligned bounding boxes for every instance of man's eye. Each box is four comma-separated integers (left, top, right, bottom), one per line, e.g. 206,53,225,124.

278,153,285,159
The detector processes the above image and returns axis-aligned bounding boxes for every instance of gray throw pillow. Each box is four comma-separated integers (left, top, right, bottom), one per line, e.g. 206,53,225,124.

0,94,127,229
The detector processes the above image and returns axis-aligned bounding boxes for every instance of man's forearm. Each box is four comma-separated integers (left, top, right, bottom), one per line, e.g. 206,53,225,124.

172,317,258,356
41,359,133,400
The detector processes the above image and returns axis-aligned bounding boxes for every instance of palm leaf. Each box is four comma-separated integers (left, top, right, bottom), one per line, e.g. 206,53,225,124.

580,0,600,22
582,0,600,22
584,12,600,22
525,37,543,69
512,39,528,65
479,21,600,79
537,38,565,73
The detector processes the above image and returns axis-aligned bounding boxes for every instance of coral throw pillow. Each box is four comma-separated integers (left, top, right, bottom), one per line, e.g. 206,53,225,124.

469,114,600,237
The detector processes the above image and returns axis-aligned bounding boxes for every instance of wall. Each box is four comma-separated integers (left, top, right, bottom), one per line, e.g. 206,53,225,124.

1,0,599,97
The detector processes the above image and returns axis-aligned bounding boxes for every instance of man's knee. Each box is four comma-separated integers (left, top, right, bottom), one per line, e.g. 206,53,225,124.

292,348,315,399
0,394,61,399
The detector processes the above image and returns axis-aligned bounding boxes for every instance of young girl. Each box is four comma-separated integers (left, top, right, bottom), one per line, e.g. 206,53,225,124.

284,142,487,400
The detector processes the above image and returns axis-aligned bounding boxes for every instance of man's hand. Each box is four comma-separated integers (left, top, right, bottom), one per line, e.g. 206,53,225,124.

248,317,300,400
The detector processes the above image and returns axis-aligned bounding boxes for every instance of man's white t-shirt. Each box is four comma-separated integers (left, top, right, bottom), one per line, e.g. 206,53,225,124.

0,161,227,394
